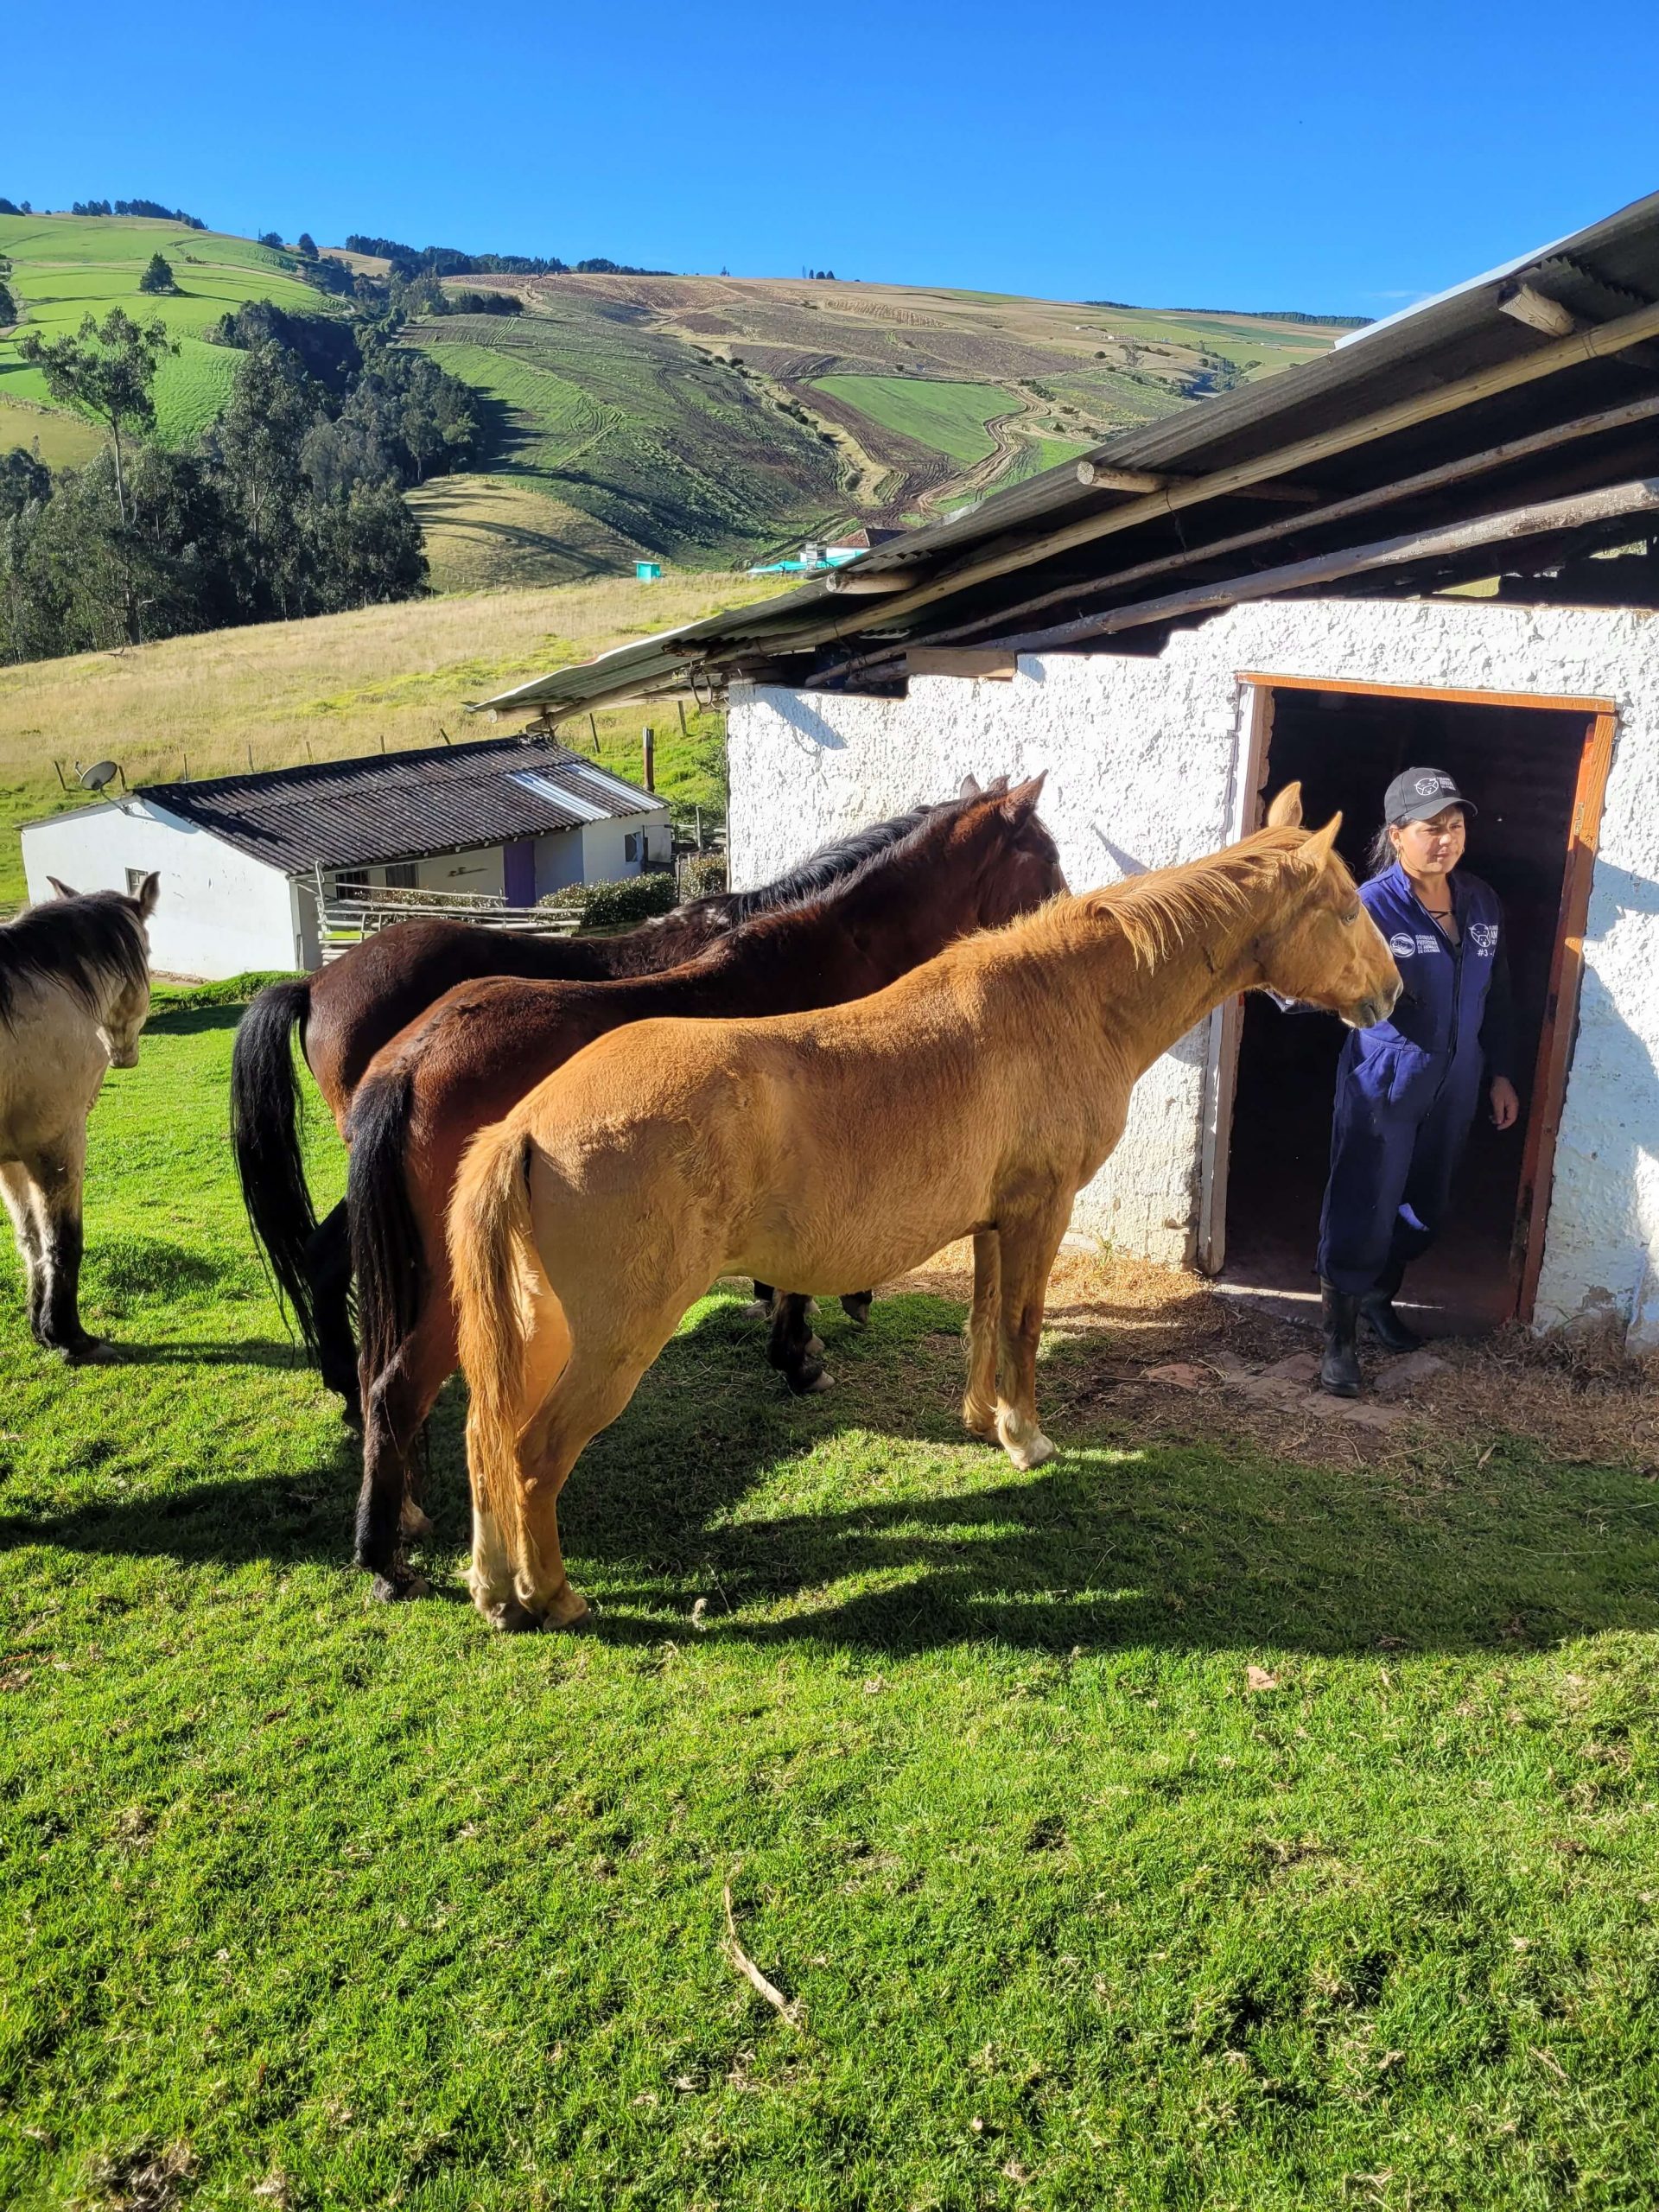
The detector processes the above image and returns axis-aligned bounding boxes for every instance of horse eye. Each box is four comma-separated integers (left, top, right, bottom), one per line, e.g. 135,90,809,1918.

1339,906,1360,927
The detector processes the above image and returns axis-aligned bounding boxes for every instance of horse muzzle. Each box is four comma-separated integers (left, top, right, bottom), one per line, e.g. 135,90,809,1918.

1346,979,1402,1030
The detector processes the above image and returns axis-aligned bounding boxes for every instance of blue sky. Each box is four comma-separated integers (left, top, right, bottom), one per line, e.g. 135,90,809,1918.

10,0,1657,313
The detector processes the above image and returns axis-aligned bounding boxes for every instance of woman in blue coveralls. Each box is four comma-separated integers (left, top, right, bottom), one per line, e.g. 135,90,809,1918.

1318,766,1521,1395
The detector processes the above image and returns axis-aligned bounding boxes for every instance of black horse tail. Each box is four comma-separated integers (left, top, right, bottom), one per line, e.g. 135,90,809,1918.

346,1067,426,1402
231,978,321,1355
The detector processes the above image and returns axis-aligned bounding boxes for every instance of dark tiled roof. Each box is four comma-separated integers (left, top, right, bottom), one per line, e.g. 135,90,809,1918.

139,735,660,875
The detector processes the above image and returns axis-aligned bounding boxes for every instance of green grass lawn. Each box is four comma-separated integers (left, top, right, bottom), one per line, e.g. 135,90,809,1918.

0,213,342,447
3,992,1658,2209
810,376,1017,466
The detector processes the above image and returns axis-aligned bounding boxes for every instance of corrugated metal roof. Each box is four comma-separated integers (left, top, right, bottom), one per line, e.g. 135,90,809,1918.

140,735,659,875
474,188,1659,719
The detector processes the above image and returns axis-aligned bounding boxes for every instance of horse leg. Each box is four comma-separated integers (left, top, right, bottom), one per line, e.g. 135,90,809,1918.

962,1229,1001,1440
0,1161,48,1345
840,1292,874,1327
748,1279,775,1319
766,1292,831,1395
478,1300,676,1633
306,1200,362,1423
29,1131,105,1363
354,1299,453,1599
991,1201,1070,1472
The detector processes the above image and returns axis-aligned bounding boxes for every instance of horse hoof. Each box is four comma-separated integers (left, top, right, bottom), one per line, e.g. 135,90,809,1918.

399,1501,435,1540
63,1337,114,1366
805,1334,825,1359
369,1570,429,1603
963,1407,999,1442
841,1294,874,1328
535,1586,593,1633
1005,1433,1057,1472
742,1299,770,1319
804,1369,835,1395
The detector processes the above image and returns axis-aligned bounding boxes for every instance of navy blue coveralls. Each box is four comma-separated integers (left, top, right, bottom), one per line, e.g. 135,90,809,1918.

1318,862,1514,1295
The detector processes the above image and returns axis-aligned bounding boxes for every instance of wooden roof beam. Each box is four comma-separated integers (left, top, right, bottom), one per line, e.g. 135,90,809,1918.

987,478,1659,652
823,569,915,594
1498,283,1582,340
1498,279,1659,373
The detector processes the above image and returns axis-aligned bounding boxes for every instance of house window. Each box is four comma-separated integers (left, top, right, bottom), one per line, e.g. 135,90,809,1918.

624,832,641,863
385,862,418,890
125,868,151,896
335,869,368,899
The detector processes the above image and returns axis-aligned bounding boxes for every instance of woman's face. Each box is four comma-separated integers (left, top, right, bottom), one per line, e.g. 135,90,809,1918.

1389,805,1466,879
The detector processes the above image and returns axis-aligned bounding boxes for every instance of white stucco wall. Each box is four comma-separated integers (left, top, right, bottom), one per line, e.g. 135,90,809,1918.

727,595,1659,1350
20,800,301,979
579,809,672,882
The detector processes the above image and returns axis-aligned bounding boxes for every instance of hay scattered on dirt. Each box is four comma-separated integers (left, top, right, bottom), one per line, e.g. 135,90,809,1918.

888,1242,1659,1479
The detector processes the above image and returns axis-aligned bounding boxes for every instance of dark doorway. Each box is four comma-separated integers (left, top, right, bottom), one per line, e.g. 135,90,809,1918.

1219,682,1597,1335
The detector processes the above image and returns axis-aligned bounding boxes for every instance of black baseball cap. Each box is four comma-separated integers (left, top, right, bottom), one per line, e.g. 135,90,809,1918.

1384,766,1477,827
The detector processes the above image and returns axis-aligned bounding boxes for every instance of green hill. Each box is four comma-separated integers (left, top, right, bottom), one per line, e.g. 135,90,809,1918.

0,212,340,452
1,212,1358,591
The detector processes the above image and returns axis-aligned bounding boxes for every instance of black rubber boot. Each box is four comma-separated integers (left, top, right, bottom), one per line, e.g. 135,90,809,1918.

1357,1258,1422,1352
1319,1282,1362,1397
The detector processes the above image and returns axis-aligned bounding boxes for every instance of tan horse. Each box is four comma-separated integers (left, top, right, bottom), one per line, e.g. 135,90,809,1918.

1,874,157,1359
449,787,1399,1631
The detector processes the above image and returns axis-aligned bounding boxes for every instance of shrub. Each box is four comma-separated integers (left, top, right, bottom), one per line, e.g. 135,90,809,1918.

676,851,728,900
538,873,679,930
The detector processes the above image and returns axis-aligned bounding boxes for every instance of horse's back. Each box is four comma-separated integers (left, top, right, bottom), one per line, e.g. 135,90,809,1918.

309,918,621,1104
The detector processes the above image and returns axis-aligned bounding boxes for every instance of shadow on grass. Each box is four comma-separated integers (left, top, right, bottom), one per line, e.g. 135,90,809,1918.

99,1338,315,1370
6,1291,1657,1658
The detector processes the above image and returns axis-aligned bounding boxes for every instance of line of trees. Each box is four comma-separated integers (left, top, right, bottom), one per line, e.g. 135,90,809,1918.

0,303,484,663
68,198,207,227
343,233,671,279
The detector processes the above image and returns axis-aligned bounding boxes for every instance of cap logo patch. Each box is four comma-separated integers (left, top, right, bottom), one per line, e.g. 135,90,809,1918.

1388,932,1416,959
1414,776,1447,797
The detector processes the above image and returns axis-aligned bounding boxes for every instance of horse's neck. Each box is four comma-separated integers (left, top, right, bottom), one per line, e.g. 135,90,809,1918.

823,834,989,974
1072,869,1280,1075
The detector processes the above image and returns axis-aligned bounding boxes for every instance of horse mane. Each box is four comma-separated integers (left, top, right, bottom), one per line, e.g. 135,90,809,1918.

1079,826,1327,966
682,798,943,928
0,892,149,1030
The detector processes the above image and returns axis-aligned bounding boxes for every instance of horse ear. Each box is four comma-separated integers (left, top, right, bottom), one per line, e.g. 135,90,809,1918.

1265,783,1303,829
1001,771,1047,819
134,871,161,917
1300,813,1343,872
48,874,79,900
957,773,982,799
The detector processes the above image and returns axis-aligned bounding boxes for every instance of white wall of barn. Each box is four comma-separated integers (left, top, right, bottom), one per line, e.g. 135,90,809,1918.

20,801,301,978
727,595,1659,1351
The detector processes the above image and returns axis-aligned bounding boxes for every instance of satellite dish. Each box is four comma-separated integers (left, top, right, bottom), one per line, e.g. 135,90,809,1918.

76,760,121,791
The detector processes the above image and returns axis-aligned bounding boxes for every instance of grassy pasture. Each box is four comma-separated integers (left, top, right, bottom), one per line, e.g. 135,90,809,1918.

810,377,1018,467
0,572,782,908
2,992,1657,2208
0,213,336,448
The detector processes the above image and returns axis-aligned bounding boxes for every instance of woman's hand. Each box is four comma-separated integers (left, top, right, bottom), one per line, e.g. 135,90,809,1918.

1490,1077,1520,1130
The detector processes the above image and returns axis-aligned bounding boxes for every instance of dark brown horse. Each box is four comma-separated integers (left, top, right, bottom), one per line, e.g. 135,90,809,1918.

347,778,1066,1598
230,797,945,1409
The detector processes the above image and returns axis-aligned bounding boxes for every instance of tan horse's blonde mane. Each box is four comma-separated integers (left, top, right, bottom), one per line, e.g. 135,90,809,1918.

1074,825,1331,968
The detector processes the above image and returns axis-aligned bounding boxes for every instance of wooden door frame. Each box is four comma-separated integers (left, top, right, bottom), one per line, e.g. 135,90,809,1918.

1198,672,1618,1322
1513,708,1617,1319
1197,682,1274,1274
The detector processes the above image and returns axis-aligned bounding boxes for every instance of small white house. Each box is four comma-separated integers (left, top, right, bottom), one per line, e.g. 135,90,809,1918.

19,734,671,979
